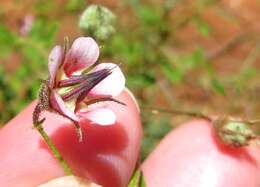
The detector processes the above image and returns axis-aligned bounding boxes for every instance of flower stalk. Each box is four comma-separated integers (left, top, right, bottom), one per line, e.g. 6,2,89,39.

34,122,73,175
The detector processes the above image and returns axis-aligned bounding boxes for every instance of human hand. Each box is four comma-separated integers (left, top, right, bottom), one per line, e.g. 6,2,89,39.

1,89,260,187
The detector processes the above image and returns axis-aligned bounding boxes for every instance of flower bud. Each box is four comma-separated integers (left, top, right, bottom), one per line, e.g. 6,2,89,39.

79,5,116,41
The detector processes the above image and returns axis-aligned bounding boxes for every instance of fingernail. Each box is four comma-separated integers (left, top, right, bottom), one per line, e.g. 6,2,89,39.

124,87,140,113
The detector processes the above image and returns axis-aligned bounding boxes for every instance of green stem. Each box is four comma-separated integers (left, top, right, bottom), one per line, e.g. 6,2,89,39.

34,123,73,175
142,106,212,121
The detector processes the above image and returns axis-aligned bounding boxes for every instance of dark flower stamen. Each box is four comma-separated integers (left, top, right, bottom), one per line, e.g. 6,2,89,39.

61,68,112,102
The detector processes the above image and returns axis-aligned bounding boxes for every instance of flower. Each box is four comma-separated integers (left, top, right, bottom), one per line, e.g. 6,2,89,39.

33,37,125,141
20,14,34,36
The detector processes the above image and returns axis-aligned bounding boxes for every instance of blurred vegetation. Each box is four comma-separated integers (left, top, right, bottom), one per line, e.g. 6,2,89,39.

0,0,260,159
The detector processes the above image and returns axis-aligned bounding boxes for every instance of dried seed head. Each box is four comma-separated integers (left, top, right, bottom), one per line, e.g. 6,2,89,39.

79,5,116,41
38,80,51,109
33,80,51,125
213,117,260,147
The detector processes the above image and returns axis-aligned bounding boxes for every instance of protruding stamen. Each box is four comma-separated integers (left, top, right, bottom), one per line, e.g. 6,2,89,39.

58,69,109,88
84,97,126,106
61,68,112,102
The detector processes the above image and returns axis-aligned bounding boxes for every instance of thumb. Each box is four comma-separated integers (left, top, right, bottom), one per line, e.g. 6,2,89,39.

0,89,142,187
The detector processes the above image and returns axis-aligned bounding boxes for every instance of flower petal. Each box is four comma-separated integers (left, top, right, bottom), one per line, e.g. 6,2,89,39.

63,37,99,77
88,63,125,97
50,90,79,122
79,108,116,126
48,46,64,88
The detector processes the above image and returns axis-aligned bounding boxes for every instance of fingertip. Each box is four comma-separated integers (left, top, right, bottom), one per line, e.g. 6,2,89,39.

142,120,260,187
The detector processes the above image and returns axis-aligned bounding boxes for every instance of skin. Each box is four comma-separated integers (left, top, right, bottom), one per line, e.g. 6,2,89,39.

142,120,260,187
1,90,260,187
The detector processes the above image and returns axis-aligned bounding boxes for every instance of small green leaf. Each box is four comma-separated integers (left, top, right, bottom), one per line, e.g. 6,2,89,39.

127,73,155,89
0,24,17,58
211,79,225,95
65,0,86,12
160,62,183,83
30,18,58,47
34,0,54,14
192,16,211,37
191,48,205,65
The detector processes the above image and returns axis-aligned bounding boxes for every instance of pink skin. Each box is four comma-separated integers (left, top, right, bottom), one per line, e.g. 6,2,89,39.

0,90,142,187
142,120,260,187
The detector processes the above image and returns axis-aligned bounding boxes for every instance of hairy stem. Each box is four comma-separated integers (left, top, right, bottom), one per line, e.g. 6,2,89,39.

142,106,212,121
34,123,73,175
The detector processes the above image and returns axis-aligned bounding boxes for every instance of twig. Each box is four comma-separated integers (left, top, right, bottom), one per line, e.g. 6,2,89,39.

142,106,212,121
157,80,176,108
228,119,260,126
206,31,254,61
240,41,260,73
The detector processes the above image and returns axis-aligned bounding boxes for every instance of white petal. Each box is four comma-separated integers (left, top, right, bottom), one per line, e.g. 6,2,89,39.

89,63,125,97
48,46,63,88
38,176,101,187
63,37,99,76
79,108,116,126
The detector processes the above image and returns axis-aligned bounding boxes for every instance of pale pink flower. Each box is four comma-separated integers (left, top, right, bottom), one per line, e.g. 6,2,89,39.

33,37,125,141
20,14,34,36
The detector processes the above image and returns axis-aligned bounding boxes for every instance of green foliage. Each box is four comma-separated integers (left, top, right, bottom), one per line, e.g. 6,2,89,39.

192,16,211,37
100,1,220,97
211,79,226,95
65,0,86,12
160,61,183,83
30,18,58,47
141,117,172,160
0,16,58,125
34,0,55,15
0,24,16,58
